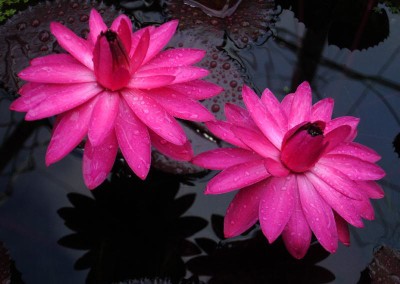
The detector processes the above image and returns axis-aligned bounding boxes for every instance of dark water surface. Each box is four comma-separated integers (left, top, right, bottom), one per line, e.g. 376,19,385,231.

1,1,400,283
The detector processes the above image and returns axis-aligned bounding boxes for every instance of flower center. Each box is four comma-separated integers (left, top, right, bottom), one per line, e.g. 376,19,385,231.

280,121,327,173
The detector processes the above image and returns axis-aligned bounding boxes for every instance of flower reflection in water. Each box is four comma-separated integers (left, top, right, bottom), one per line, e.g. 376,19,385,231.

193,82,385,258
58,168,207,283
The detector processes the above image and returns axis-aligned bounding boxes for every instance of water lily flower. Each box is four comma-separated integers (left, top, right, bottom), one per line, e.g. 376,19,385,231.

11,9,222,189
192,82,385,258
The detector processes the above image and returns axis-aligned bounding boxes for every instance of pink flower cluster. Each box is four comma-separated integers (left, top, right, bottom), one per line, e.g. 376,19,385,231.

11,9,385,258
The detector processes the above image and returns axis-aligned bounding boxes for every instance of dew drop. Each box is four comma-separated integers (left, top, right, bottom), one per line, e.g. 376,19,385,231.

71,2,79,9
230,80,237,88
67,16,75,24
31,19,40,27
38,31,50,42
40,45,49,52
211,104,220,112
16,22,27,31
210,61,217,68
79,14,89,22
222,63,231,70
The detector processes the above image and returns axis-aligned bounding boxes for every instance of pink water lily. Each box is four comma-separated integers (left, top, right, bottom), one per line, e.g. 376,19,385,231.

192,82,385,258
11,9,222,189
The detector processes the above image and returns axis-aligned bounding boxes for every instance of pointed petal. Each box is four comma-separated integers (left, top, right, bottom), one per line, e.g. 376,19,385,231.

115,100,151,179
259,175,296,243
297,174,338,253
127,75,175,89
145,88,214,122
224,103,258,131
31,54,78,66
83,131,118,189
206,159,270,194
334,213,350,246
205,121,250,150
50,22,94,70
354,196,375,220
46,98,97,165
325,116,359,142
311,163,363,200
261,88,288,131
305,172,364,228
192,148,261,170
88,9,108,45
242,85,284,149
130,29,149,73
320,154,385,181
288,82,312,129
231,125,280,158
112,15,132,53
19,63,96,84
311,98,334,122
281,93,294,117
150,130,193,161
142,48,205,70
167,80,223,100
328,142,381,163
224,182,266,237
135,66,209,84
282,186,311,259
11,84,52,112
25,83,102,120
88,91,120,146
144,20,179,64
122,89,187,145
323,125,352,153
357,181,384,199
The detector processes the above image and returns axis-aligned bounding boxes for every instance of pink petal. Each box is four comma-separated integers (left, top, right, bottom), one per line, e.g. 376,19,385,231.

122,89,187,145
261,88,288,131
143,20,179,64
264,158,290,177
311,162,363,200
135,66,209,84
166,80,223,100
311,98,334,122
115,99,151,180
319,154,385,181
18,82,40,95
282,186,312,259
205,121,250,149
83,131,118,189
11,84,52,112
288,82,312,129
192,148,261,170
334,213,350,246
323,125,352,153
25,83,103,120
130,29,150,73
150,130,193,161
259,175,296,243
50,22,94,70
112,15,132,53
328,142,381,163
30,54,78,66
127,75,175,89
88,9,108,45
224,182,267,237
305,172,364,228
280,93,294,117
145,88,214,122
205,159,270,194
224,103,258,131
46,98,97,165
356,181,384,199
142,48,205,70
88,91,120,146
231,125,280,158
242,85,284,149
353,196,375,220
19,63,96,84
325,116,360,142
297,174,338,253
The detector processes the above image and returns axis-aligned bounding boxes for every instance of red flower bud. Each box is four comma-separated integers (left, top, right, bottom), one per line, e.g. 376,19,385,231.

280,121,327,173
